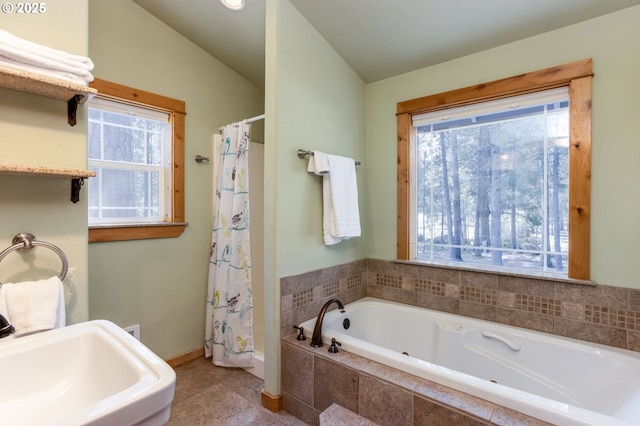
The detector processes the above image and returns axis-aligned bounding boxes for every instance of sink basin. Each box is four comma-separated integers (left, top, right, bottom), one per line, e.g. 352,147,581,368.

0,320,176,425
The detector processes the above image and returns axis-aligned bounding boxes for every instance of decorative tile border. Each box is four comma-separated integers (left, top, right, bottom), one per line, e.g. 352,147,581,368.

280,258,640,352
461,286,497,305
514,294,561,316
292,288,313,308
415,278,445,296
322,281,339,298
347,274,361,290
585,305,640,330
376,274,401,289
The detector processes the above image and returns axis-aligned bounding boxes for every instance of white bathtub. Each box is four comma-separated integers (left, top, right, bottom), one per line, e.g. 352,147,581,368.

298,297,640,426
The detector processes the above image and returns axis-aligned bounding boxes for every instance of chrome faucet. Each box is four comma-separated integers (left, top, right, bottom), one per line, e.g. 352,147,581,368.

310,298,345,347
0,313,15,338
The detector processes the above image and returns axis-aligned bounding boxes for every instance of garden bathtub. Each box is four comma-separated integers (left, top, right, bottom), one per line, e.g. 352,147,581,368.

298,297,640,425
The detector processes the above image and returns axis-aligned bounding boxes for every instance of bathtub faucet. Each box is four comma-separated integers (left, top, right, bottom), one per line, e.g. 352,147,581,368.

310,298,345,348
0,313,15,338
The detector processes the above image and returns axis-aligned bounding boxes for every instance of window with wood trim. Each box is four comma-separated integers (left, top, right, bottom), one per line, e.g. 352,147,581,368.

397,59,592,280
88,79,186,242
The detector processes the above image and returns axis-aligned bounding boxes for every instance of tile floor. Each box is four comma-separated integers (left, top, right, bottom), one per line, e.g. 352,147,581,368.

167,357,307,425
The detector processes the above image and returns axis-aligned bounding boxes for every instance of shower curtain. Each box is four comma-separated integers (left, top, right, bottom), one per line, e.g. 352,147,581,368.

205,121,254,368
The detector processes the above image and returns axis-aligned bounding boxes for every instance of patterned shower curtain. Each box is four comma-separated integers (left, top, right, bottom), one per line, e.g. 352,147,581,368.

205,121,254,368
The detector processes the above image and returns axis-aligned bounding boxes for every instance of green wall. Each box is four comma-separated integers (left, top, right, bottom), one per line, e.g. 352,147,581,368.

87,0,264,359
366,5,640,288
263,0,367,394
0,0,90,324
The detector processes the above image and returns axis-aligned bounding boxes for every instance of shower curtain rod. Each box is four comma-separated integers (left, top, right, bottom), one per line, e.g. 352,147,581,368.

244,114,265,123
217,114,265,133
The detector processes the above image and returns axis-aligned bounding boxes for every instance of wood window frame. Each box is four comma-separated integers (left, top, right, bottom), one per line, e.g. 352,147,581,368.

88,78,187,242
396,59,593,280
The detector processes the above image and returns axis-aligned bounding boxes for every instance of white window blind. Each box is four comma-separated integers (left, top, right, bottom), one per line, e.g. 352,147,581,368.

412,87,568,128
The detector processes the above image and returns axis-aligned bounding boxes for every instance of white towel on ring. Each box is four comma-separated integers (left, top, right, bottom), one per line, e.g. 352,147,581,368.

0,276,65,337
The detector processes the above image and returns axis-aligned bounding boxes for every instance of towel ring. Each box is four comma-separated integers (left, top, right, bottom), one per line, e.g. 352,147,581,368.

0,233,68,281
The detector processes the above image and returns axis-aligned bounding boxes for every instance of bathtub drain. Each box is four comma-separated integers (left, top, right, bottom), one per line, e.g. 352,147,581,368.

402,351,409,356
489,379,499,384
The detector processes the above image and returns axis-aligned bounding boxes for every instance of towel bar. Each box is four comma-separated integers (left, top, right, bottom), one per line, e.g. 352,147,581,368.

297,149,361,166
0,233,68,282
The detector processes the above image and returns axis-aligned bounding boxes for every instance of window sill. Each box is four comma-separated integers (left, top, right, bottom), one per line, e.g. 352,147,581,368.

89,222,188,243
397,259,597,287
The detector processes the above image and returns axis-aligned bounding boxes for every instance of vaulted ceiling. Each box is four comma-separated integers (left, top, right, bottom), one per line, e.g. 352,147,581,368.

132,0,640,88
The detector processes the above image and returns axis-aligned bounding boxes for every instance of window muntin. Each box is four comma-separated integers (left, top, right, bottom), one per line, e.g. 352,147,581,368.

88,98,171,224
413,88,569,276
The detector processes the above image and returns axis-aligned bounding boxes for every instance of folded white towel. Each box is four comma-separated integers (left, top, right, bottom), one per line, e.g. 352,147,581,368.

0,29,94,86
307,150,330,175
0,29,94,70
0,276,65,337
0,46,94,82
308,151,361,245
0,57,91,86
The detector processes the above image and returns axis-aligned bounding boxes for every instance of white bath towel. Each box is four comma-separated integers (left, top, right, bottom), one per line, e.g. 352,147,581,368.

0,29,94,85
308,151,361,245
327,154,361,239
0,276,65,337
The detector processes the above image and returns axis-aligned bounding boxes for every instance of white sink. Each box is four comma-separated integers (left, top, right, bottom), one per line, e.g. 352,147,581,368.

0,320,176,426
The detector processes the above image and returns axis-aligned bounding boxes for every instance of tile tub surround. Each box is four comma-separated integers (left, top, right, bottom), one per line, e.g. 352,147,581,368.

281,259,640,352
281,334,550,426
281,259,368,336
281,260,640,424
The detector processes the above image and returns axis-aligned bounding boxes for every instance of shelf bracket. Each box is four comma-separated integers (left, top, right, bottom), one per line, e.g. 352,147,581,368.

67,94,84,126
71,177,85,203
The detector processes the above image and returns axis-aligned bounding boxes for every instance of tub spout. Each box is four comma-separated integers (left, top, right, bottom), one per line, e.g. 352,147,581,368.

310,299,345,348
0,313,15,339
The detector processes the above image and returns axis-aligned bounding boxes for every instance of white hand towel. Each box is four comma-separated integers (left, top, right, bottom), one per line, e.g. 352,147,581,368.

307,150,330,175
308,151,361,245
0,276,65,337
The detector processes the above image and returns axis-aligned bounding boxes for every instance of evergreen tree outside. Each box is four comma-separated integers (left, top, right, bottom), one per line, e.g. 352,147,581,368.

415,90,569,275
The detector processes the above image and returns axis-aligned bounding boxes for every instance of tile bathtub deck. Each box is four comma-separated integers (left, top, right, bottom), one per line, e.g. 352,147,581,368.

168,357,307,426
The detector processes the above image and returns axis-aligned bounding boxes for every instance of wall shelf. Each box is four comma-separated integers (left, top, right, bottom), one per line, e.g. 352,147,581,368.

0,65,97,126
0,164,96,203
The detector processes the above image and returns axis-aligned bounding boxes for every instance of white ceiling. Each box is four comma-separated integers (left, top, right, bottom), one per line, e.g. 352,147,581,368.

132,0,640,88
